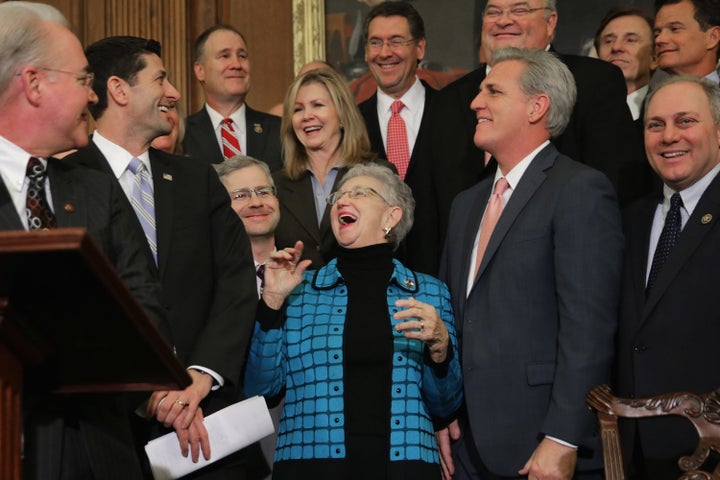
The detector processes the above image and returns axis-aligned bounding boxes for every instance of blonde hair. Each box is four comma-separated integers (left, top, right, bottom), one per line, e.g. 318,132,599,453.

281,68,375,180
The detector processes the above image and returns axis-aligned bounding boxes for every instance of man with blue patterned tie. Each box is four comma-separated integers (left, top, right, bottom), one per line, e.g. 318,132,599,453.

616,75,720,479
65,36,258,479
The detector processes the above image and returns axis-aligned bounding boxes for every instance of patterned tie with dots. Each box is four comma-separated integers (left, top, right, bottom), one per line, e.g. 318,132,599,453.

25,157,57,230
386,100,411,180
646,192,683,295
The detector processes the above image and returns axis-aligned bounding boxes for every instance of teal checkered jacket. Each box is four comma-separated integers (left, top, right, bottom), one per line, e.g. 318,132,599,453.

244,258,463,464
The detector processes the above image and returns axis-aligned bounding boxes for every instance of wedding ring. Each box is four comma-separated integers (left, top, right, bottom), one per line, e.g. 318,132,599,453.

420,321,424,332
176,399,187,407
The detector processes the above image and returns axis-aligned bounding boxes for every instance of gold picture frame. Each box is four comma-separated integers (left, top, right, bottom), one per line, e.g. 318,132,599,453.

292,0,326,75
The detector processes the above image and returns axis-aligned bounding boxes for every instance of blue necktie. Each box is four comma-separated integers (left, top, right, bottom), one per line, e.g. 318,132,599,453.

128,157,157,265
647,192,683,295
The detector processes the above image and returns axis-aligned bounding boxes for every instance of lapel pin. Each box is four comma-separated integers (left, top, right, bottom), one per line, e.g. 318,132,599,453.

64,203,74,213
403,278,415,288
163,173,173,181
701,213,712,224
253,123,263,134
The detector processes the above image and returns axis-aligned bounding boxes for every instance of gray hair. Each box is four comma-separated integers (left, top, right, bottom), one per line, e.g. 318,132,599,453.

214,155,275,187
644,74,720,125
0,3,68,96
491,47,576,138
336,163,415,250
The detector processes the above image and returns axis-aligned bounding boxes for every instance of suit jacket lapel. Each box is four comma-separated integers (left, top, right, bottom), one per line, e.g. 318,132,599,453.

0,178,23,230
362,94,386,157
149,150,175,276
643,175,720,318
625,197,656,327
46,159,86,228
278,174,323,244
474,145,553,282
188,108,222,164
460,180,493,300
246,106,268,157
406,83,434,179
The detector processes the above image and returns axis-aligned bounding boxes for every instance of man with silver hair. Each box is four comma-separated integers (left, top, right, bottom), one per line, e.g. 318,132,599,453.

0,3,168,479
440,48,623,480
615,75,720,479
431,0,643,263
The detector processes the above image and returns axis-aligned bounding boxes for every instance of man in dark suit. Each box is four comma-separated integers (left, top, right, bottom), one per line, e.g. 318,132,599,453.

616,76,720,479
183,25,283,172
65,36,258,478
430,0,643,249
0,4,170,479
653,0,720,82
357,2,439,274
439,48,623,479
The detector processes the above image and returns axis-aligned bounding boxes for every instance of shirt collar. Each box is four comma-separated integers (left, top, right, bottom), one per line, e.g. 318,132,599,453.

376,76,424,113
0,134,44,193
93,130,151,179
663,162,720,217
627,85,649,121
705,68,720,85
495,140,550,190
206,103,246,132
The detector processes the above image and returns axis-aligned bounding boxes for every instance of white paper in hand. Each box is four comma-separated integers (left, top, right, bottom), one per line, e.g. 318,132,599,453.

145,395,274,480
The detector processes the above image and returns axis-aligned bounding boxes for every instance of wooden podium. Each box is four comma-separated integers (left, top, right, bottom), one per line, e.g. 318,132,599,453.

0,229,190,480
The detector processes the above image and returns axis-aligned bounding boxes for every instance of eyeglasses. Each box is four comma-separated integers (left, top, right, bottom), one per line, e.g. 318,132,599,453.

37,67,95,88
326,186,388,206
366,38,417,50
483,6,551,20
229,186,277,202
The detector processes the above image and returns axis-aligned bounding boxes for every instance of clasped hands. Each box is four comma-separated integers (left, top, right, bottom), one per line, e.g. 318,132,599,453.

147,369,214,462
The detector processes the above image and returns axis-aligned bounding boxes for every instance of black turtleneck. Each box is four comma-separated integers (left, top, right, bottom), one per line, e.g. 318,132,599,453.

337,243,394,470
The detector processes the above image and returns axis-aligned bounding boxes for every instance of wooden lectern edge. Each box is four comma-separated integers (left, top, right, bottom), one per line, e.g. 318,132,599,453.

0,228,190,391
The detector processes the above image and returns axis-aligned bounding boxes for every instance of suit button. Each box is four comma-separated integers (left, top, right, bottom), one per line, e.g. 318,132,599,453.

633,344,647,353
316,245,321,251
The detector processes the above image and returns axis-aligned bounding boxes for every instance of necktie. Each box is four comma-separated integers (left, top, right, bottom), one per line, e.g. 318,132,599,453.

25,157,57,230
128,157,158,265
473,177,510,278
256,264,266,296
386,100,411,180
646,192,683,294
221,118,241,160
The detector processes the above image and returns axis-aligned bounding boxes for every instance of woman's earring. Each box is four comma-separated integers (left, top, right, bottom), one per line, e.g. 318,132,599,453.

384,226,392,238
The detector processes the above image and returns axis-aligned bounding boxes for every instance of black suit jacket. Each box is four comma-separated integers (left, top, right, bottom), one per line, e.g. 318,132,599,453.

66,143,256,389
0,159,168,479
430,52,645,248
183,105,283,172
440,144,623,476
358,83,440,275
616,173,720,461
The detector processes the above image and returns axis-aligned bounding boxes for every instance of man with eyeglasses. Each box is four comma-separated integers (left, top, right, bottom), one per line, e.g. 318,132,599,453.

215,155,281,480
0,4,172,479
430,0,645,254
358,1,440,276
65,36,258,479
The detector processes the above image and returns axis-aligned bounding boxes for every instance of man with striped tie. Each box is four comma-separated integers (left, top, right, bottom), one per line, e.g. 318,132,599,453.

65,36,259,479
183,25,283,172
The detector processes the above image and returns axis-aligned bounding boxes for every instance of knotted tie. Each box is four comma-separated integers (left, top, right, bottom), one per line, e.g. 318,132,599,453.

256,264,266,296
646,192,683,294
128,157,158,265
221,118,241,160
25,157,57,230
386,100,411,180
473,177,510,278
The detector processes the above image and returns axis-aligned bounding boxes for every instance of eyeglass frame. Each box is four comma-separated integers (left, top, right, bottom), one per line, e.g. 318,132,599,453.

36,67,95,88
326,186,389,206
366,37,417,51
483,6,552,21
229,186,277,202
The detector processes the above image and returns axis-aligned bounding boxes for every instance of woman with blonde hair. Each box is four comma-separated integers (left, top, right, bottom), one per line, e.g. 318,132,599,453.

273,67,388,268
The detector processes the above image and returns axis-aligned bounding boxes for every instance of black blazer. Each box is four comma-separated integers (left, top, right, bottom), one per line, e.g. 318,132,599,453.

616,173,720,461
430,52,645,248
0,159,168,479
182,104,283,172
358,83,440,275
440,144,623,476
66,143,257,389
